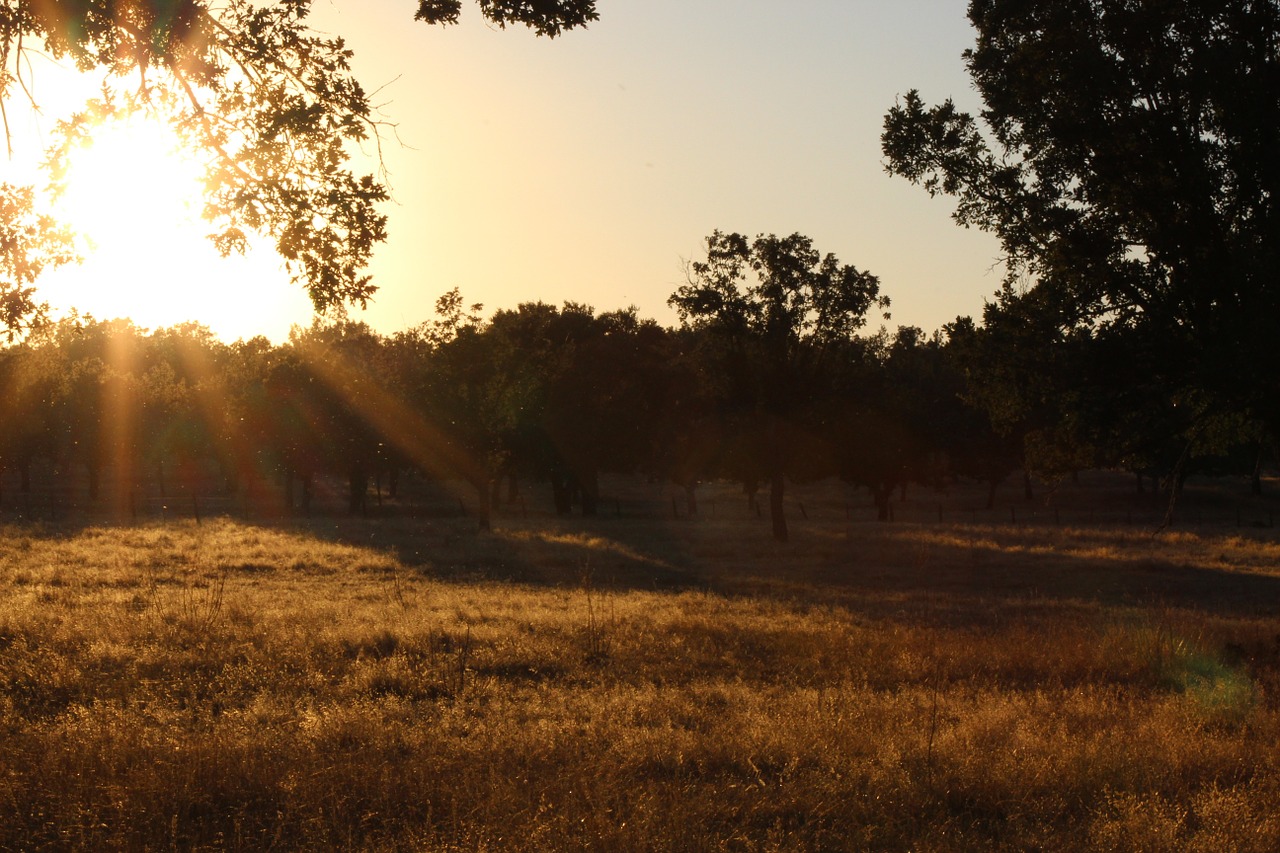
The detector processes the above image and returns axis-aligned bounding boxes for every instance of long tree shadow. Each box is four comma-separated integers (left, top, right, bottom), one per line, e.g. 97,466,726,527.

257,509,1280,624
799,522,1280,622
7,506,1280,625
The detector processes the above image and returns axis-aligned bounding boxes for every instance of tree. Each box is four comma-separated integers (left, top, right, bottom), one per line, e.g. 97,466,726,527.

883,0,1280,456
0,185,75,341
0,0,598,332
0,338,60,494
670,231,887,542
537,306,670,516
825,327,972,520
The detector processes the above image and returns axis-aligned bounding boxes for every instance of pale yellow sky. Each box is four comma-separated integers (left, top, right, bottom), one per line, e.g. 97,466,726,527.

6,0,1003,342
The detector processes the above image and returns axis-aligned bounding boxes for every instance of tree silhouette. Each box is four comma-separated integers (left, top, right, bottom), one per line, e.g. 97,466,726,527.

670,231,887,542
883,0,1280,458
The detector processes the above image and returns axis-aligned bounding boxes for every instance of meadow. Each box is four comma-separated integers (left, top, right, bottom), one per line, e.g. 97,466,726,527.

2,474,1279,850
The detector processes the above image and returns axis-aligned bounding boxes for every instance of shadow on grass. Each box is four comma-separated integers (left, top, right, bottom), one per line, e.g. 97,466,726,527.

231,509,1280,623
8,494,1280,624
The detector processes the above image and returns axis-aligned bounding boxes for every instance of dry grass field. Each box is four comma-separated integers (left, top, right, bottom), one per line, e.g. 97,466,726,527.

2,474,1280,850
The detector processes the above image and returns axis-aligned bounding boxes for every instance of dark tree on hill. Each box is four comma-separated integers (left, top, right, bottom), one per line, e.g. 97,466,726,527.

883,0,1280,462
670,231,888,542
0,0,598,335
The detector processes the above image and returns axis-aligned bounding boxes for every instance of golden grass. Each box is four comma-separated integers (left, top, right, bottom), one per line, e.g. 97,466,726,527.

2,509,1280,850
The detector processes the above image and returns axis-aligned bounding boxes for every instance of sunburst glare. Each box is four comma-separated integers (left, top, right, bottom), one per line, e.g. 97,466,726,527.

37,115,314,341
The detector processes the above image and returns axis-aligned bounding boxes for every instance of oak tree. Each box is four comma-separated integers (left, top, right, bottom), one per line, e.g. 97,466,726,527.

670,231,887,542
883,0,1280,452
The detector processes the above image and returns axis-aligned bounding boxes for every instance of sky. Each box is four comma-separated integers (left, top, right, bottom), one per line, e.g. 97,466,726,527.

7,0,1004,342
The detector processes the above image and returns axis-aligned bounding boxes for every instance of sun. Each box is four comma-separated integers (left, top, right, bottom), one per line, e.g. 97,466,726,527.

36,114,315,342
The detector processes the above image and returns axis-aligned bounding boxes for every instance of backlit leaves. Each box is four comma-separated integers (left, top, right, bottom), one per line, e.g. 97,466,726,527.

0,184,75,341
0,0,599,331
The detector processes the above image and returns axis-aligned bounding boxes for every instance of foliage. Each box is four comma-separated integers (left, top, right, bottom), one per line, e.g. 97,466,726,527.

883,0,1280,435
2,298,1274,530
670,230,888,540
0,0,599,333
0,185,74,340
414,0,598,37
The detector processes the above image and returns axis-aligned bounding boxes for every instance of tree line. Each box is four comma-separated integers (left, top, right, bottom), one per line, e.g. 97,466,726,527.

3,2,1276,541
1,232,1272,541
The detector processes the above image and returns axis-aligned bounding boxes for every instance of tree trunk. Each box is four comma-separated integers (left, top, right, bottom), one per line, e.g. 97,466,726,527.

387,466,400,498
348,467,367,515
874,484,893,522
770,471,788,543
684,481,698,518
580,467,600,517
551,473,573,515
475,478,492,531
301,472,313,516
221,461,238,497
1023,470,1034,501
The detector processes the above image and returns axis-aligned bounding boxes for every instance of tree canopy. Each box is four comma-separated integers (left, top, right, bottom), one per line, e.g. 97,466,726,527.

0,0,598,333
670,230,887,541
883,0,1280,439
